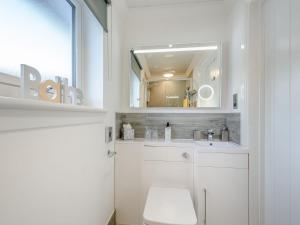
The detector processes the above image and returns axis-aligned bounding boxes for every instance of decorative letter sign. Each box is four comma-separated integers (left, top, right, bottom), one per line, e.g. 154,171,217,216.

20,64,84,105
21,64,41,99
39,80,61,103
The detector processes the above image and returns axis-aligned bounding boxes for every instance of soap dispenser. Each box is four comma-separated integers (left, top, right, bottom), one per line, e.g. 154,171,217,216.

165,122,171,142
221,125,229,142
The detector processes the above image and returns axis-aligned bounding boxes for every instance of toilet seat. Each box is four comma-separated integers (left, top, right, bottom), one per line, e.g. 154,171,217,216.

143,187,197,225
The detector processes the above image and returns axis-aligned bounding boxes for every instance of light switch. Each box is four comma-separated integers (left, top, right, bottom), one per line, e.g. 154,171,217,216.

105,126,113,143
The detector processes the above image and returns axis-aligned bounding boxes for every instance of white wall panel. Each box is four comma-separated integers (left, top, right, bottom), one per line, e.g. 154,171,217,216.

290,0,300,223
0,123,112,225
263,0,300,224
263,1,276,224
227,0,250,146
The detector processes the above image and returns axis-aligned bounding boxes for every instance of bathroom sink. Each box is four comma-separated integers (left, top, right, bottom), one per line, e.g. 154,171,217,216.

143,139,244,151
194,141,240,148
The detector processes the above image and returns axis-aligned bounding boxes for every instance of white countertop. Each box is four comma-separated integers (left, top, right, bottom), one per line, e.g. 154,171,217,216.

115,138,249,154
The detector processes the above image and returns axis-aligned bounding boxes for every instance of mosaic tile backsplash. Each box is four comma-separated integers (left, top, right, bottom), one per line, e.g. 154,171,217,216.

116,113,241,144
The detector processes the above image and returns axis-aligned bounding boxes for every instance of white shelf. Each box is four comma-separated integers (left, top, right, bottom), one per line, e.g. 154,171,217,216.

0,96,106,114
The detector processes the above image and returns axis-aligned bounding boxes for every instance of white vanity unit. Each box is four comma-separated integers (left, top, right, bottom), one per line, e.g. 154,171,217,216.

115,140,249,225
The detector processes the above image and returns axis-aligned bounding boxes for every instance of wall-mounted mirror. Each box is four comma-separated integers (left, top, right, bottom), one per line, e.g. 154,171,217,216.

130,43,222,108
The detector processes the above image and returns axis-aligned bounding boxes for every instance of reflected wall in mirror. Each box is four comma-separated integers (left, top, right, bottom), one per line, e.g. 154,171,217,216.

130,43,222,108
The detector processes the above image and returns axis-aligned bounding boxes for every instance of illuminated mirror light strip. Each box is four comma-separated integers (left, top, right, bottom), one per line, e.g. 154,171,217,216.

134,46,218,54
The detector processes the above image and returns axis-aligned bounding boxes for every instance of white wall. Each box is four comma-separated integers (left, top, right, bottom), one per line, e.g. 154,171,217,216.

121,1,231,111
104,0,128,113
102,0,128,220
263,0,300,224
227,2,262,225
248,2,262,225
0,119,107,225
227,0,250,145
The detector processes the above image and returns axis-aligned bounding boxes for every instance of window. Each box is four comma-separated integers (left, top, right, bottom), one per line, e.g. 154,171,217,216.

0,0,108,108
0,0,76,86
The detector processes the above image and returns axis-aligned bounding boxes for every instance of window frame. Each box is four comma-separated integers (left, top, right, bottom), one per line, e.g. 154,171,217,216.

0,0,83,89
63,0,84,89
67,0,77,87
69,0,83,90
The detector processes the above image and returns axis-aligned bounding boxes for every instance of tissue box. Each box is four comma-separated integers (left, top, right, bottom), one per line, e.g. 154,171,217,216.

123,128,134,140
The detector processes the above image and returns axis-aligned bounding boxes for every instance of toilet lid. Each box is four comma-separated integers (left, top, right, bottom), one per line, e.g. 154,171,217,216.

143,187,197,225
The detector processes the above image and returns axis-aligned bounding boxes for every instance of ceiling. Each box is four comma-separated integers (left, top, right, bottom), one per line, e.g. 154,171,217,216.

144,52,195,76
135,50,215,79
126,0,224,8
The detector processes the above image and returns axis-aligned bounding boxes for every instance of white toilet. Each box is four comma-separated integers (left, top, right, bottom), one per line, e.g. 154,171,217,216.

143,187,197,225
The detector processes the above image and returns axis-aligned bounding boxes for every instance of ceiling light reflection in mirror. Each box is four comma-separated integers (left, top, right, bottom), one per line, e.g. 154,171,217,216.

134,45,218,54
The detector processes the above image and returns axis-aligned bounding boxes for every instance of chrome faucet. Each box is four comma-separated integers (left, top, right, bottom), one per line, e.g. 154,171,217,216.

207,129,214,142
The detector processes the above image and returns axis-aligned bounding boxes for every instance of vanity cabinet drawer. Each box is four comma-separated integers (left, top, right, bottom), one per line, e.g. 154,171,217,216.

143,146,194,163
196,153,248,169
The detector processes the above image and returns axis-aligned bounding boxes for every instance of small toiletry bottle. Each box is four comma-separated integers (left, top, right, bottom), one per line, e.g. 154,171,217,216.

165,122,171,142
221,125,229,142
145,126,152,140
